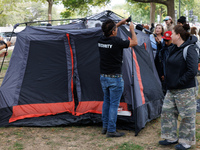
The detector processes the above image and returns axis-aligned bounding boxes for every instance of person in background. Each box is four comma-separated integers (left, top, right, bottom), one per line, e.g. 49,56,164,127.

98,18,137,138
0,36,4,41
154,31,174,95
150,23,155,33
159,24,198,150
0,41,11,57
46,23,52,26
143,24,149,30
177,16,187,26
150,24,164,58
190,26,199,40
163,16,174,32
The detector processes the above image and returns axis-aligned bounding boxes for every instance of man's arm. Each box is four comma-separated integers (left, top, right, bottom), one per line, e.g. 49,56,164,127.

129,22,137,47
116,18,137,47
116,19,127,27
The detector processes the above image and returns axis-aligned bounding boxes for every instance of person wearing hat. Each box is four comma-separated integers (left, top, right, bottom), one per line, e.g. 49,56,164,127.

154,31,173,94
177,16,186,25
163,16,174,32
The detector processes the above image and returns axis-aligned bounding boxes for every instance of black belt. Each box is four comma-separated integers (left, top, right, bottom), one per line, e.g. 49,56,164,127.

100,74,122,78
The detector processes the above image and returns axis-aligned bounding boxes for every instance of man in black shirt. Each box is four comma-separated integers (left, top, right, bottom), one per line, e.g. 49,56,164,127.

98,18,137,137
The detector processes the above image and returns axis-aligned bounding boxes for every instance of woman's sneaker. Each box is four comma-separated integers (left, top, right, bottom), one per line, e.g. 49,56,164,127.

175,144,191,150
159,139,178,145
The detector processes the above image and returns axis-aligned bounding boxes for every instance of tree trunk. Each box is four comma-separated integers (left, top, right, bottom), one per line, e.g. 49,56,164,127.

150,3,155,24
47,0,53,24
131,0,175,23
166,0,175,21
158,6,164,24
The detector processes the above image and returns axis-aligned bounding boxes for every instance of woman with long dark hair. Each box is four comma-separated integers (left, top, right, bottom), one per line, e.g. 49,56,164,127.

159,24,198,150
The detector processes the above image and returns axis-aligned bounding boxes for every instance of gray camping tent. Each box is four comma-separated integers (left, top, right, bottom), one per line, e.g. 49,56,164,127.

0,10,164,135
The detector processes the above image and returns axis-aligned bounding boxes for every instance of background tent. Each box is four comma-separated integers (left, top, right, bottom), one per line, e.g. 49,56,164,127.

0,10,164,135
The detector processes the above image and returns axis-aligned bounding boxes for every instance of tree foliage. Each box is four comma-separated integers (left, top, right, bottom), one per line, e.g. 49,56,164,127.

124,1,168,24
29,0,61,22
127,0,175,21
0,1,60,26
61,0,110,18
0,0,200,26
125,2,151,24
175,0,194,16
193,0,200,21
125,0,199,24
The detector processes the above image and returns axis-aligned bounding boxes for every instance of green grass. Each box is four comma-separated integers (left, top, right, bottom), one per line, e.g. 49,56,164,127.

196,131,200,142
89,133,96,136
60,136,71,140
46,141,62,149
50,127,65,132
197,76,200,99
13,142,23,150
0,50,12,72
7,51,12,58
106,142,144,150
1,66,8,70
46,141,53,145
117,142,144,150
13,130,24,138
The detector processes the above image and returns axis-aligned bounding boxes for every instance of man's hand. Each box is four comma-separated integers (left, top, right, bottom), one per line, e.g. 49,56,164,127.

116,18,128,27
0,52,8,57
129,22,138,47
6,41,12,47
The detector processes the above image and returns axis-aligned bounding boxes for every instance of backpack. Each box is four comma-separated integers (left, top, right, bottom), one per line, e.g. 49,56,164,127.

183,41,200,75
183,41,200,61
183,41,200,96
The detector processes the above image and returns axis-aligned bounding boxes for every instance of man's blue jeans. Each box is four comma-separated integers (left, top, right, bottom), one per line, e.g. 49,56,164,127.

100,75,124,133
